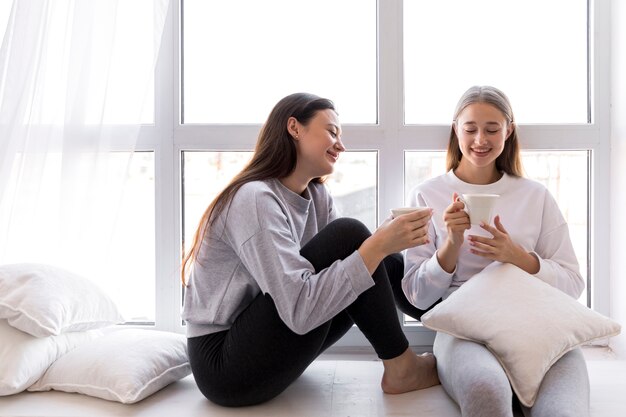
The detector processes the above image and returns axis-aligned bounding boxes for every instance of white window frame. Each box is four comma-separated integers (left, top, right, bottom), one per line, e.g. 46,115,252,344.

142,0,610,349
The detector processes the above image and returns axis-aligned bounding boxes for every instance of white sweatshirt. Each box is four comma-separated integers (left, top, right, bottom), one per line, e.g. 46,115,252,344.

402,171,585,310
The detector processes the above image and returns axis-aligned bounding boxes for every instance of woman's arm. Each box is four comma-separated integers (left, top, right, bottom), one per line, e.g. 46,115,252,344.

358,208,432,274
436,194,471,273
402,191,461,310
531,193,585,298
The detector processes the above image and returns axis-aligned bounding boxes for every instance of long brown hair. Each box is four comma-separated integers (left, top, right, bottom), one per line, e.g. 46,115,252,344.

181,93,336,284
446,85,523,177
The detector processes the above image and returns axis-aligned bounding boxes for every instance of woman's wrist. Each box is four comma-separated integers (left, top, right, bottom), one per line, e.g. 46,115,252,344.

358,236,387,275
437,239,460,273
512,247,540,274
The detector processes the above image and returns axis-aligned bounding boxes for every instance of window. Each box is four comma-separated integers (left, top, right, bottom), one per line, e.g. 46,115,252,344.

102,152,156,322
0,151,155,322
182,0,377,124
0,1,156,125
3,1,609,347
403,0,588,124
0,1,160,324
172,0,603,347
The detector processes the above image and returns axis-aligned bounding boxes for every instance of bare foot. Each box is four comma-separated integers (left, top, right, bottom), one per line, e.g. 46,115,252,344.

381,350,440,394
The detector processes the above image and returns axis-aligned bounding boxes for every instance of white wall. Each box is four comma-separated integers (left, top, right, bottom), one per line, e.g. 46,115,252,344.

610,0,626,356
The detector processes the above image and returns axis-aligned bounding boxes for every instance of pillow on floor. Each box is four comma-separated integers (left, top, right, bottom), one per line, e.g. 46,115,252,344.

421,262,621,408
0,319,102,396
0,263,124,337
28,329,191,404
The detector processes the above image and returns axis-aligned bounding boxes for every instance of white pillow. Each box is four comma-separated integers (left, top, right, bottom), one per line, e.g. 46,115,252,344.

28,329,192,404
421,262,621,408
0,319,102,396
0,263,124,337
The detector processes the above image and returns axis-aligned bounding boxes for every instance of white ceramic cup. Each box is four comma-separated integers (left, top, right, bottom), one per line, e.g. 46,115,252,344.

390,206,430,219
458,194,499,225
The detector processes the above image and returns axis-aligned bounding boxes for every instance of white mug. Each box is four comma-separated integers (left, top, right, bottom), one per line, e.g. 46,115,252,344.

458,194,499,225
390,206,430,219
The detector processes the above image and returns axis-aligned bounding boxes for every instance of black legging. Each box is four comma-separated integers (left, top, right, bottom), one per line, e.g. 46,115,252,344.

386,253,442,322
187,218,410,407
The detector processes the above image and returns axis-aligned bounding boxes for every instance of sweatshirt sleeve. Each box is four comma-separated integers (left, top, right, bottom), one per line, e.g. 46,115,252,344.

531,191,585,299
233,189,374,335
328,191,339,222
401,190,454,310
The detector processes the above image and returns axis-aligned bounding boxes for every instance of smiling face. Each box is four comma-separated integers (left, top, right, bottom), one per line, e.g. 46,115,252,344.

290,109,345,181
453,102,513,181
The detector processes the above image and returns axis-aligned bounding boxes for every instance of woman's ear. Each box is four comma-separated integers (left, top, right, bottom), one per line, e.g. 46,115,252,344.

287,117,299,140
506,122,515,140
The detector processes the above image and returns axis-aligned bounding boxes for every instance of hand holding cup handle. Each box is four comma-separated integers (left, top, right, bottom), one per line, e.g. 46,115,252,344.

456,193,500,225
455,193,470,218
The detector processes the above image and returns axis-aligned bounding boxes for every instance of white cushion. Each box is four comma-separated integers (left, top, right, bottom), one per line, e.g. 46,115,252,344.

0,263,124,337
421,262,621,407
0,319,102,396
28,329,192,404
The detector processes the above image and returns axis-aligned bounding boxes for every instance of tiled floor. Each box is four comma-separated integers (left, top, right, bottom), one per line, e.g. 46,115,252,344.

1,347,625,417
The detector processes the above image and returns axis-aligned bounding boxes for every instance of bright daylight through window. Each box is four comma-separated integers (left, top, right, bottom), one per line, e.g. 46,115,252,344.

182,0,377,124
404,0,588,124
180,0,594,333
0,0,598,337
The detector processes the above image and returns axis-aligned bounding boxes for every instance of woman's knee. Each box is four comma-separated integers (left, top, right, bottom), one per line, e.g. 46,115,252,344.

300,218,373,269
327,217,371,243
529,349,590,417
465,378,512,400
435,334,513,416
459,379,513,417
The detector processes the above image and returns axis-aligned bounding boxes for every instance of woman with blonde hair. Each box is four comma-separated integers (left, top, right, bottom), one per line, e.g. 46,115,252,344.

397,86,589,416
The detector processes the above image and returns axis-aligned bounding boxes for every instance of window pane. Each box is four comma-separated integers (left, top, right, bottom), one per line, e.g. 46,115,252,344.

403,150,589,323
1,1,155,124
327,151,378,231
522,151,589,305
183,0,377,124
106,152,156,322
181,151,253,250
0,151,156,322
95,1,156,124
404,151,447,200
403,0,588,124
182,151,378,246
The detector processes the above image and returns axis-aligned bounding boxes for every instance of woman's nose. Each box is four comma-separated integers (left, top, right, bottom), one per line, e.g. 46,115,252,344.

474,131,487,144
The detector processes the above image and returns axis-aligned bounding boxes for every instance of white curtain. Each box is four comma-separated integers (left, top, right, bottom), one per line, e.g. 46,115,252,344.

0,0,170,322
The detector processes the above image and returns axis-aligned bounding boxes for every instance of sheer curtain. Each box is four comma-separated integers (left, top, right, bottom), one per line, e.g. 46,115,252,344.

0,0,170,321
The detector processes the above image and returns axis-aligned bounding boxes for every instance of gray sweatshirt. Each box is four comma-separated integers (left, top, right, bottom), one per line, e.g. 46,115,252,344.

182,178,374,337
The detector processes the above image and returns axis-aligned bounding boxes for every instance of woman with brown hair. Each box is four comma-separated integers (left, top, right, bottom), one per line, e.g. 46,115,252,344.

181,92,439,407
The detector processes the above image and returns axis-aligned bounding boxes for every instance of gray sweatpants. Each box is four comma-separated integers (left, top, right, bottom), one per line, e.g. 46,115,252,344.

434,332,590,417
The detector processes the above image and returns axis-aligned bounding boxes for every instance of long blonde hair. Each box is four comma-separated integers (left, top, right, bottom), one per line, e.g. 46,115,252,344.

181,93,336,285
446,85,523,176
